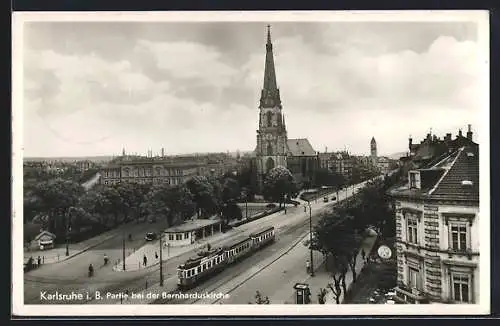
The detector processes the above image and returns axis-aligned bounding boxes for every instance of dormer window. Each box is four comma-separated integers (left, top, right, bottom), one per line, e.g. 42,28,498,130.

409,172,417,189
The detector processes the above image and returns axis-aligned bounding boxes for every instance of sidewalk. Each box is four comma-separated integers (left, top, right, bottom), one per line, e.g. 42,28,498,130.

286,234,378,304
112,229,238,272
23,221,154,265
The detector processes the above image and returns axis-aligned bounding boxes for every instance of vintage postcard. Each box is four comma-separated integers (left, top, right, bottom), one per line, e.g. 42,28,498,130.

12,10,490,316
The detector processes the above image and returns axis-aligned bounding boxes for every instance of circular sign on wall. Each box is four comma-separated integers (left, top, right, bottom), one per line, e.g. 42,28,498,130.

377,245,392,260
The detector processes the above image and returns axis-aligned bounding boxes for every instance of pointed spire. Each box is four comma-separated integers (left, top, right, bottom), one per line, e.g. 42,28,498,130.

260,24,281,108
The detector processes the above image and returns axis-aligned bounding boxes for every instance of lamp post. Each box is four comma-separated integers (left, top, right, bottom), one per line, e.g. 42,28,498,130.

159,232,164,286
65,207,74,256
122,234,126,271
305,201,314,277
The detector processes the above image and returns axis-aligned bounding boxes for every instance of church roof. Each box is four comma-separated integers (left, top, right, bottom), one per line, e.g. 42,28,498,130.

286,139,316,156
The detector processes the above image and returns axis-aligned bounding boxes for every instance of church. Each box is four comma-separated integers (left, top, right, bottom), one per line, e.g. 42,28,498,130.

251,26,319,192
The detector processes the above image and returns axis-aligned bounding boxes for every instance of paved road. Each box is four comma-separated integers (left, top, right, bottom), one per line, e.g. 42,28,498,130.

152,182,367,305
24,220,169,304
25,180,372,305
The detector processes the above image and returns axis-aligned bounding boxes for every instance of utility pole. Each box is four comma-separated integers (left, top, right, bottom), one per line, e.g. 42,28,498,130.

159,233,164,286
122,234,126,271
307,201,314,277
65,207,73,256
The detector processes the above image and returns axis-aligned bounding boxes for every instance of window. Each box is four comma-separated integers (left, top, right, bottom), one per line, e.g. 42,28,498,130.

266,111,272,127
176,234,182,241
450,222,468,251
169,234,174,241
452,274,471,303
196,266,200,273
408,267,422,290
407,217,419,245
267,142,273,156
184,232,190,239
410,172,417,189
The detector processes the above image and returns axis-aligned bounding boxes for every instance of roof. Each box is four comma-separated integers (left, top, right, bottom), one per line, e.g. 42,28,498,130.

389,146,479,203
34,230,56,241
164,218,222,233
286,139,316,156
429,146,479,201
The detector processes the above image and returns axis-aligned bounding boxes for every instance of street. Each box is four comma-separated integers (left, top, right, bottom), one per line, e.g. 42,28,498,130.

24,182,368,305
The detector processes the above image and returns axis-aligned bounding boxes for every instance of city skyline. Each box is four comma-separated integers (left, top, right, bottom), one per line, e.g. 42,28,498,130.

21,18,484,158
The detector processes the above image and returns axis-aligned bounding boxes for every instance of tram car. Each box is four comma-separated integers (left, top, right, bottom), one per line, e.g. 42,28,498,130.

177,226,275,290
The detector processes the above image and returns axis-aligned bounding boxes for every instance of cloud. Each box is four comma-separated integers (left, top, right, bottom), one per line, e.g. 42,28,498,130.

21,22,484,157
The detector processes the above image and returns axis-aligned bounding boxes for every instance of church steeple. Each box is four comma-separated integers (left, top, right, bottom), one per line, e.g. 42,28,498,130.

260,25,281,108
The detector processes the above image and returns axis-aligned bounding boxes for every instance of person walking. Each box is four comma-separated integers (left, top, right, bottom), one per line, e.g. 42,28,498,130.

37,256,41,267
143,254,147,266
155,252,158,259
361,249,366,263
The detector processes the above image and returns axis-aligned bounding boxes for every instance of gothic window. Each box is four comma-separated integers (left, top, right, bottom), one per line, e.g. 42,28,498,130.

266,157,275,172
267,142,273,156
266,111,272,127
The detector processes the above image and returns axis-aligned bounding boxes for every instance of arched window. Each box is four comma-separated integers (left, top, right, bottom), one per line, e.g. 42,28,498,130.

266,157,275,172
267,142,273,156
266,111,272,127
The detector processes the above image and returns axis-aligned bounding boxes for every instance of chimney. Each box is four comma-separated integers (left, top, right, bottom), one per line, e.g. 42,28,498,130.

466,124,473,141
445,133,452,141
408,135,412,150
161,148,165,157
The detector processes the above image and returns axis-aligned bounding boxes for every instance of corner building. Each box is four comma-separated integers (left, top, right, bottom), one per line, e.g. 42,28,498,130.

389,135,479,304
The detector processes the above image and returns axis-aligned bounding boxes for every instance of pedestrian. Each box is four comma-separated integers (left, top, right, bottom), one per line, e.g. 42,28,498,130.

361,249,366,262
37,256,41,267
306,260,311,273
143,254,147,266
155,252,158,259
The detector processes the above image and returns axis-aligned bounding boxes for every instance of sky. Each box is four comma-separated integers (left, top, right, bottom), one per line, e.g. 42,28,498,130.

20,17,486,158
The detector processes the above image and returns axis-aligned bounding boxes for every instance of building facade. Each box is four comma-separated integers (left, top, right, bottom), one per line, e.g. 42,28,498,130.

318,151,354,180
253,26,318,190
389,127,479,304
100,153,237,186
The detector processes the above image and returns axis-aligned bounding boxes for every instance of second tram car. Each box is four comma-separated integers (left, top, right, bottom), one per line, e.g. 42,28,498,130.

177,226,275,290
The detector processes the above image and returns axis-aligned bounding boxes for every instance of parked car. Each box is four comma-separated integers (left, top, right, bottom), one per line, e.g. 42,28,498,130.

331,196,337,201
145,232,157,241
323,197,328,203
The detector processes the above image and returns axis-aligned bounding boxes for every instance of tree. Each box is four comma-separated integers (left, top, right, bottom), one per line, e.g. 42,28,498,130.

142,183,173,225
163,185,196,223
79,189,113,227
186,176,219,218
28,178,85,238
221,177,241,204
314,168,346,189
262,166,298,207
221,202,243,224
312,209,363,301
100,186,124,226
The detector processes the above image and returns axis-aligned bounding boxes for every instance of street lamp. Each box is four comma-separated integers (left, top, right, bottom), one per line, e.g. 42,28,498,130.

305,200,314,277
122,233,126,271
159,232,164,286
65,207,74,256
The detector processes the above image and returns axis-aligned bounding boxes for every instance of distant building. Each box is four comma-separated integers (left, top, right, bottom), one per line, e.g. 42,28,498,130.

318,151,354,180
377,156,391,175
389,126,479,304
371,137,378,166
253,25,319,190
100,153,237,186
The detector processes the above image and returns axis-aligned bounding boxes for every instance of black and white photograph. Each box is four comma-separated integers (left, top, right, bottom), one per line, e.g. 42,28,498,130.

12,11,490,316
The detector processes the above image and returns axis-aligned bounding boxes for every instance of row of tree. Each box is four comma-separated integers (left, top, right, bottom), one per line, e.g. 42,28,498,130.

23,165,301,243
311,174,397,303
